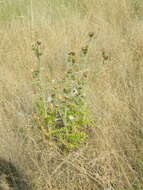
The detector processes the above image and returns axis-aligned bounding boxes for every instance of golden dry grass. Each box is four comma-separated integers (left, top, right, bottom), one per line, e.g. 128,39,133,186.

0,0,143,189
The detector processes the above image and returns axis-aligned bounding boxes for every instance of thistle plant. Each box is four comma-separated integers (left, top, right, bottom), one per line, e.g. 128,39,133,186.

32,41,47,119
32,33,95,152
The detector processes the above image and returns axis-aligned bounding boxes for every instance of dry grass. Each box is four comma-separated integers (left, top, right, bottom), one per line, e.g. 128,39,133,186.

0,0,143,189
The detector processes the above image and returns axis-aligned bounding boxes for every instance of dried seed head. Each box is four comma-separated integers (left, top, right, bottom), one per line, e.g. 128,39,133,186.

102,50,109,60
88,32,94,38
68,51,76,63
82,45,88,55
37,40,42,46
68,51,76,56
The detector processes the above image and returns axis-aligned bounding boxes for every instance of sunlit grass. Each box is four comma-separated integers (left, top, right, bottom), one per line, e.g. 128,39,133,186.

0,0,143,189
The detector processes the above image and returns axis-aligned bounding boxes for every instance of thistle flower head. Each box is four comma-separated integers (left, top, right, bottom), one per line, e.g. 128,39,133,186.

88,32,94,38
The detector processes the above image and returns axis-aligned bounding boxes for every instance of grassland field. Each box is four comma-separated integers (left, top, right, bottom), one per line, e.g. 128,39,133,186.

0,0,143,189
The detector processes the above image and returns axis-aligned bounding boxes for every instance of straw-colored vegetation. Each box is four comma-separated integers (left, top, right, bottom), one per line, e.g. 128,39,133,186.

0,0,143,189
